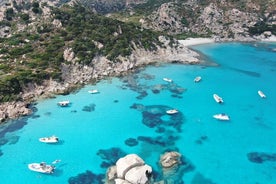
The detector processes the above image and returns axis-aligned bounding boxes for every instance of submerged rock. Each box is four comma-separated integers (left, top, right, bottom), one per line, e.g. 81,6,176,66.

125,138,139,147
160,151,181,168
68,170,104,184
247,152,276,163
97,147,126,168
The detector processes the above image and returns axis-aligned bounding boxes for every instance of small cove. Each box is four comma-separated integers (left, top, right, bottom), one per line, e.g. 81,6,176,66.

0,42,276,184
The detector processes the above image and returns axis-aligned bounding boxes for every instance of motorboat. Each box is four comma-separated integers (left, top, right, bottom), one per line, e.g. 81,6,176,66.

213,94,223,103
258,90,266,98
166,109,178,115
39,136,59,143
213,113,230,121
194,76,202,82
163,78,173,83
28,162,55,174
58,100,70,107
88,89,99,94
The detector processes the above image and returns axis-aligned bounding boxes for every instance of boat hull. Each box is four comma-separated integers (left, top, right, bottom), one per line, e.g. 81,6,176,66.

163,78,173,83
194,76,201,82
258,90,266,98
58,101,70,107
28,163,54,174
166,109,178,115
213,94,223,103
39,136,59,143
88,90,99,94
213,114,230,121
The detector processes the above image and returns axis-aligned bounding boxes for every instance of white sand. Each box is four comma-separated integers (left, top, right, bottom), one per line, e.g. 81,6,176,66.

178,38,215,46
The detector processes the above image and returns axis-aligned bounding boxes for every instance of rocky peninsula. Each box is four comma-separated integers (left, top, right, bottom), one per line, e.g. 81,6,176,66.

0,37,201,123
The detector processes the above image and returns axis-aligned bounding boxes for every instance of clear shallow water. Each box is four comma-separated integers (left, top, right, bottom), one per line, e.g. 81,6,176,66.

0,42,276,184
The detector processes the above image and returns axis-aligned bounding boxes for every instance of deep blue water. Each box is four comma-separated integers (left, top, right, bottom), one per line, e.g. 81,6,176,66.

0,42,276,184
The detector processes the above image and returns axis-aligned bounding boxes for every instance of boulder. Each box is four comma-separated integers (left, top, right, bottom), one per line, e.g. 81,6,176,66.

116,154,145,178
125,165,152,184
106,154,152,184
115,178,132,184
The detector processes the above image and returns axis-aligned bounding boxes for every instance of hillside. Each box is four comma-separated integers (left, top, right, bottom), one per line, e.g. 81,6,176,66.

109,0,276,40
0,1,171,102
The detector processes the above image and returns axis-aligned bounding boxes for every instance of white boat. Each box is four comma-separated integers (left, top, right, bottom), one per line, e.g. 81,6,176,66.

39,136,59,143
213,94,223,103
88,89,99,94
194,76,202,82
163,78,173,83
57,100,70,107
258,90,266,98
213,113,230,121
28,162,55,174
166,109,178,115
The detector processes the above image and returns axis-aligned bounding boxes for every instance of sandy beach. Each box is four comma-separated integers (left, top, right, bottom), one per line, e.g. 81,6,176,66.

179,36,276,47
178,38,215,46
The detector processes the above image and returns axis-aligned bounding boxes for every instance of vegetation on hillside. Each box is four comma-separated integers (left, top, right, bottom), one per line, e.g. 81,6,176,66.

0,3,168,103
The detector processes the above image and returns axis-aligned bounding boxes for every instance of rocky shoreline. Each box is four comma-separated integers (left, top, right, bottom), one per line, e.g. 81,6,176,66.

0,37,201,123
1,34,275,123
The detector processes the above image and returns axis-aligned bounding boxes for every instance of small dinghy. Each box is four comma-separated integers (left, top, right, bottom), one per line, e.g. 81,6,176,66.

163,78,173,83
28,162,55,174
88,89,99,94
213,113,230,121
166,109,178,115
258,90,266,98
39,135,59,143
58,100,70,107
194,76,202,83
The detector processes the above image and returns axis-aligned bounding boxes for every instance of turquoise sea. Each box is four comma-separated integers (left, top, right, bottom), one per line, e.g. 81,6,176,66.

0,42,276,184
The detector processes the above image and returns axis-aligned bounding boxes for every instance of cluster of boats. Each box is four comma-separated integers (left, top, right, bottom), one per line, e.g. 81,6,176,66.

164,76,202,115
164,76,266,122
28,136,60,174
212,93,229,121
212,90,266,121
31,89,101,174
57,89,99,107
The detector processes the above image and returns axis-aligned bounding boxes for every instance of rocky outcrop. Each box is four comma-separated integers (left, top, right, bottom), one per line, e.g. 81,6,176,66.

0,101,31,122
106,154,152,184
160,151,181,168
105,152,189,183
157,151,194,183
145,2,186,34
142,0,275,40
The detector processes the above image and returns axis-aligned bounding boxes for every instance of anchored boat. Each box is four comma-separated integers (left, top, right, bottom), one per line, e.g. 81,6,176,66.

28,162,55,174
213,113,230,121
